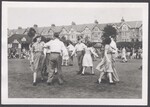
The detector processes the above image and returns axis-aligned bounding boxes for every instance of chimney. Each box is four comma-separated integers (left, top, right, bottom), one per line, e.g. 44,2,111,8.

18,26,22,29
71,21,76,25
94,20,99,24
33,24,38,28
121,17,125,22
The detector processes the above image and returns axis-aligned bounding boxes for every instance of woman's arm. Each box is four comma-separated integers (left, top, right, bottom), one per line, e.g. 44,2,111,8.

91,48,98,57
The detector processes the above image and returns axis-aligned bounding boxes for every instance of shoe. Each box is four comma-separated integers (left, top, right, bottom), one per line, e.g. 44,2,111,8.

58,82,63,85
33,82,37,86
91,73,95,75
41,78,44,82
109,82,116,85
47,82,52,86
98,79,101,84
69,64,73,66
81,73,84,76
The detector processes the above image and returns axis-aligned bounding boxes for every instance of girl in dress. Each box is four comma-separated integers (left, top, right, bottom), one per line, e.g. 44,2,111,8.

82,42,98,75
96,37,119,84
61,44,69,66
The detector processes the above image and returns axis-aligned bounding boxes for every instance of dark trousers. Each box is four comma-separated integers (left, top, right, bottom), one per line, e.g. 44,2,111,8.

43,53,50,74
47,53,63,84
76,51,84,73
69,51,73,65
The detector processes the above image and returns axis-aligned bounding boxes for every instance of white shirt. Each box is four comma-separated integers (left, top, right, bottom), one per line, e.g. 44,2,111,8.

110,38,117,53
71,43,87,55
44,38,66,54
67,44,75,52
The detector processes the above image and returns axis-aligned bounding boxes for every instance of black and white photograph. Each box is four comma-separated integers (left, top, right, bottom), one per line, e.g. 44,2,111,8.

1,2,148,105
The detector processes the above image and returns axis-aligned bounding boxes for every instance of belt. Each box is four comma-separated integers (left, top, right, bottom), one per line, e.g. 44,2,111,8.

34,51,43,53
51,52,60,54
77,51,83,52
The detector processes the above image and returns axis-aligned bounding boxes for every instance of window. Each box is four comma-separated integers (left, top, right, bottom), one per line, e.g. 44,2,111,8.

122,24,128,31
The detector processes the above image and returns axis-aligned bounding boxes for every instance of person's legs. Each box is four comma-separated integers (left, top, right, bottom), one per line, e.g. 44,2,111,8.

32,53,40,85
82,66,86,75
108,72,113,83
56,54,64,85
77,52,83,74
90,66,94,74
98,72,104,83
78,52,83,73
40,54,46,81
47,54,55,85
65,59,68,66
70,53,73,65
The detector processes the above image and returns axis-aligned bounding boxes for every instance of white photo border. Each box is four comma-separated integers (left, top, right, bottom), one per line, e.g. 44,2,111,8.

1,2,148,105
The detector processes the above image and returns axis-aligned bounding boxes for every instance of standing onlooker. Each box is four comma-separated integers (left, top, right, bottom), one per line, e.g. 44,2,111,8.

31,36,45,86
67,42,75,66
71,39,87,74
138,47,142,59
44,33,67,85
82,42,98,75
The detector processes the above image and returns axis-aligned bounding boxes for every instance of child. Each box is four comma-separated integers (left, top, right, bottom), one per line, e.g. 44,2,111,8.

61,44,69,66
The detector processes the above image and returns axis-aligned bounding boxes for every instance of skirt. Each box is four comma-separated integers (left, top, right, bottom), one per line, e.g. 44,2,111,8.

32,52,45,72
82,54,93,67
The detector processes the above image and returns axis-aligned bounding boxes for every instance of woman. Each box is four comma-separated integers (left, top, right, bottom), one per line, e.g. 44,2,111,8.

31,35,45,86
82,42,98,75
96,37,119,84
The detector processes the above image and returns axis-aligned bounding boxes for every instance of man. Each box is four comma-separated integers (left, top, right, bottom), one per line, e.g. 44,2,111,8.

110,36,118,59
31,35,45,86
44,33,67,85
71,39,87,74
67,42,75,66
109,36,119,82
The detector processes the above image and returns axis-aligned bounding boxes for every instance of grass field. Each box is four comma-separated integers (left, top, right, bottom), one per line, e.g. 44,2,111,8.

8,58,142,98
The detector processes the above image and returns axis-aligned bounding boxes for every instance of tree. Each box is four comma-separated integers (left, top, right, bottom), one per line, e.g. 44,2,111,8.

27,27,36,38
102,24,117,41
71,21,76,25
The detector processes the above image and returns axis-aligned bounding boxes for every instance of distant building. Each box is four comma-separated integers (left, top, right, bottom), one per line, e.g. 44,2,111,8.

8,18,142,44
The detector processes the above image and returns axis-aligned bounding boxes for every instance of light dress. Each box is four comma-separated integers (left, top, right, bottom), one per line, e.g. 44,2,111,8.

96,45,119,82
82,47,97,67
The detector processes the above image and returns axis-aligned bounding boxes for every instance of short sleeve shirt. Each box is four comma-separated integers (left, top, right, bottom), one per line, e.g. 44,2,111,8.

32,42,45,52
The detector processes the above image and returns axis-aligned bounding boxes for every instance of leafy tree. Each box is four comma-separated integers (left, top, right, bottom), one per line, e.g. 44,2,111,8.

27,27,36,38
71,21,76,25
102,24,117,41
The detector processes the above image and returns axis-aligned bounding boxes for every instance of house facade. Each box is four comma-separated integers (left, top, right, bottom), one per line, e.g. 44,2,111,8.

8,18,142,44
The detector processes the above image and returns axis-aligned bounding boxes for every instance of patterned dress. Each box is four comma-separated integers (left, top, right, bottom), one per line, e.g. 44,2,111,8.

96,45,119,82
32,41,45,72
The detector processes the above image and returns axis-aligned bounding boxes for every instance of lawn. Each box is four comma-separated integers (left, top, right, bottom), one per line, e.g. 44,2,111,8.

8,58,142,98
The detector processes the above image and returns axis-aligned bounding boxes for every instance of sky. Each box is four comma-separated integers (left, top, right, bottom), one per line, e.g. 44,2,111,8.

8,6,143,29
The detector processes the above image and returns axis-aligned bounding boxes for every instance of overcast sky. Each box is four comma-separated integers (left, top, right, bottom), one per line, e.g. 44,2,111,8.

8,6,142,29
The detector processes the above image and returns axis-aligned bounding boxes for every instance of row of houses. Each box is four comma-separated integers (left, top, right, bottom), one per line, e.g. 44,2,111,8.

8,18,142,44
